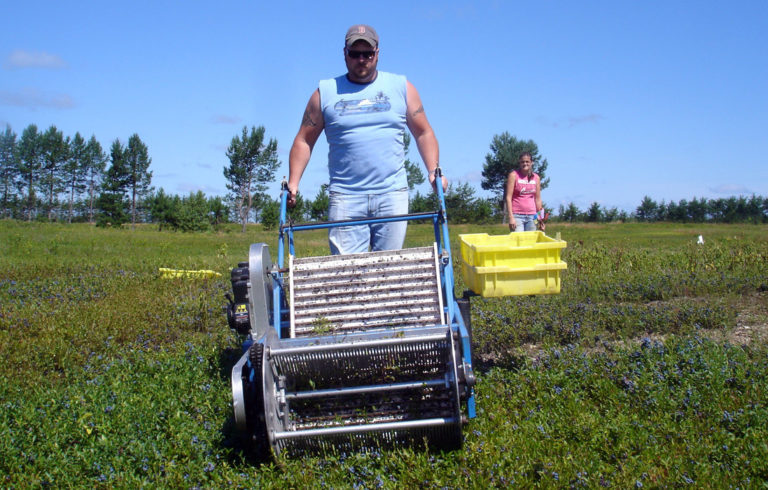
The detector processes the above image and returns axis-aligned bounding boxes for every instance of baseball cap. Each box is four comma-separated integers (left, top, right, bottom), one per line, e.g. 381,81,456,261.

345,24,378,48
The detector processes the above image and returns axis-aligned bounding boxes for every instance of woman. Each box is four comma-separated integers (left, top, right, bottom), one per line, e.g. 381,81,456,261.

505,152,543,232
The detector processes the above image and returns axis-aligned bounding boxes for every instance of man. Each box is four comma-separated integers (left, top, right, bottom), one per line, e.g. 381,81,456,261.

287,24,447,255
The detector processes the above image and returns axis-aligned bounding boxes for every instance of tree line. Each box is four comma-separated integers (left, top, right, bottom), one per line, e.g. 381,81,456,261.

2,123,765,230
1,124,152,227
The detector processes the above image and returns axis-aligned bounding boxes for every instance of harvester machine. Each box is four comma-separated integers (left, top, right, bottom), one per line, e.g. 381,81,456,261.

225,169,475,457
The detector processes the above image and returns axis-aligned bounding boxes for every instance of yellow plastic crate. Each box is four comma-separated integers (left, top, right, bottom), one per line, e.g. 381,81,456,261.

459,231,567,297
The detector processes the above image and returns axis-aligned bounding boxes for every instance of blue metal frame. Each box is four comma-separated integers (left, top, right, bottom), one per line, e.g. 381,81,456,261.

272,172,475,418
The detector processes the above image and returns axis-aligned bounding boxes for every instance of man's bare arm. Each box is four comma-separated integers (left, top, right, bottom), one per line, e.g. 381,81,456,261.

288,89,324,205
405,81,446,191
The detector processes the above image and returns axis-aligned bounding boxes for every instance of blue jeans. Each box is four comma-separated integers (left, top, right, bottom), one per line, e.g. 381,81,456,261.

513,213,537,232
328,189,409,255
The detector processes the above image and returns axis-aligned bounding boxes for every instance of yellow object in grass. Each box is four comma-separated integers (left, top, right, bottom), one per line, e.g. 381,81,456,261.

459,231,567,297
159,268,222,279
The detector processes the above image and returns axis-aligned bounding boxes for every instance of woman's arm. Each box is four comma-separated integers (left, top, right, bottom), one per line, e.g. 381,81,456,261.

505,172,516,231
535,176,543,212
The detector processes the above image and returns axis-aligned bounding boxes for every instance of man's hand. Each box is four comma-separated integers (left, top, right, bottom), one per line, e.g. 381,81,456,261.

287,187,298,208
429,173,448,193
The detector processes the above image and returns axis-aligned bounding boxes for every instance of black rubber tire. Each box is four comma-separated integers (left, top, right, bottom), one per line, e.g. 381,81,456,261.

246,343,271,462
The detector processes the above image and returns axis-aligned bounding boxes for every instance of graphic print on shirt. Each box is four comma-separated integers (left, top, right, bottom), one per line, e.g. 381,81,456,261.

518,177,536,195
333,91,391,116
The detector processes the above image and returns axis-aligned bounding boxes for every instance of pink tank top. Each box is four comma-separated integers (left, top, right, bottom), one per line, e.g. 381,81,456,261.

510,170,538,214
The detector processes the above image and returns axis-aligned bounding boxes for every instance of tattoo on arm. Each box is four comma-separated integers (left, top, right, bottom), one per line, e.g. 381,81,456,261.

301,109,318,128
412,105,425,117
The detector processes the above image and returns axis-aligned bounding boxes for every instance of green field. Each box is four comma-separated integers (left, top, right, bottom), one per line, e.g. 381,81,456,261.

1,220,767,487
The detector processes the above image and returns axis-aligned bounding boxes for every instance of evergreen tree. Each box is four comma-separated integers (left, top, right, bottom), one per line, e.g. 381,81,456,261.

472,198,494,224
409,181,494,224
84,136,107,223
124,134,153,228
444,182,478,224
586,202,603,222
249,191,270,224
223,126,279,232
745,194,764,224
63,132,88,223
688,197,709,222
208,195,228,227
668,199,687,222
635,196,659,222
176,191,210,232
96,140,130,227
147,188,176,230
39,125,69,221
18,124,42,221
309,184,329,221
603,206,620,222
715,197,741,223
558,202,581,222
409,190,436,214
0,125,19,219
259,198,280,230
657,200,669,221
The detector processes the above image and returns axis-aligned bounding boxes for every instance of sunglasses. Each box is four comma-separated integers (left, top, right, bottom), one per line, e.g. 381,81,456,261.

346,49,376,60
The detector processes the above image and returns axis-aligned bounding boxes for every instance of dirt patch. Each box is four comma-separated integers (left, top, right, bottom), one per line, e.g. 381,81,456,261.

475,291,768,368
719,290,768,345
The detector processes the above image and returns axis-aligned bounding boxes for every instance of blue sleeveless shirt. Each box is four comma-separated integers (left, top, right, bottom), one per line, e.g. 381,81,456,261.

319,71,408,194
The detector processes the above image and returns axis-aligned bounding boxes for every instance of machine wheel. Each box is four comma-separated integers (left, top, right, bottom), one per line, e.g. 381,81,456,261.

246,342,270,461
247,244,274,339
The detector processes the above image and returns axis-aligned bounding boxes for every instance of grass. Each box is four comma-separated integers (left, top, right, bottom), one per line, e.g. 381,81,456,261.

1,219,767,487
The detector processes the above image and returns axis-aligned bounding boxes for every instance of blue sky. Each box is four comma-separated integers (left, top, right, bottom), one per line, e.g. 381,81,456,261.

2,0,766,212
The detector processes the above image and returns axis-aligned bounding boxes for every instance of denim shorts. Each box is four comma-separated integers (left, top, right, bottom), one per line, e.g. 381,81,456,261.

513,213,537,232
328,189,409,255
